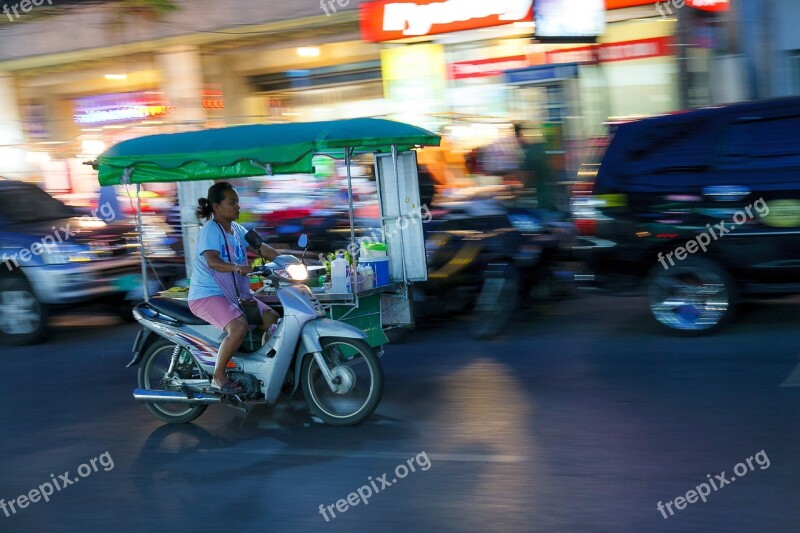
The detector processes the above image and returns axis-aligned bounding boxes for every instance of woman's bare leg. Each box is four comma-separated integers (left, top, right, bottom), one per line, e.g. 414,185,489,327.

260,309,280,345
213,317,248,387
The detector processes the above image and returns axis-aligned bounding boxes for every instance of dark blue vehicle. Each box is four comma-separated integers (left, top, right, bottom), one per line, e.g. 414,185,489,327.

0,179,147,345
576,97,800,333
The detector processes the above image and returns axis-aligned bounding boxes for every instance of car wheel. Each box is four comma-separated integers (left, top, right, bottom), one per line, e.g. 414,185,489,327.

0,276,48,345
647,257,735,335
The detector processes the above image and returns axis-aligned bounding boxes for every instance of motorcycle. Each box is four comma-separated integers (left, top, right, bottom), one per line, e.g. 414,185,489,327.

127,233,384,426
420,197,576,339
470,208,577,339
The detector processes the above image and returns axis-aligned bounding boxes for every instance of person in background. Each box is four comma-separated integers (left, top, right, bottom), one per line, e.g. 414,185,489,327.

97,185,119,221
188,181,280,394
514,123,558,212
418,164,436,208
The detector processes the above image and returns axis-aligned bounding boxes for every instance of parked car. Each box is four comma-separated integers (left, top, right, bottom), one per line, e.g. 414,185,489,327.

0,179,171,345
575,97,800,334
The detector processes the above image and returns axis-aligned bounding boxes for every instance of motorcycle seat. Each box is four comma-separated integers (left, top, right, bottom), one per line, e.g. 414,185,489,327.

147,297,209,325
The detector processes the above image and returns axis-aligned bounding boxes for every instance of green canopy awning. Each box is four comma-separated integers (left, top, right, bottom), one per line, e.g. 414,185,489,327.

92,118,440,186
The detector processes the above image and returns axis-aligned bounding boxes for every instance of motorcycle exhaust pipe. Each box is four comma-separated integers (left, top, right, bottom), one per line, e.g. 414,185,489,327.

133,388,222,405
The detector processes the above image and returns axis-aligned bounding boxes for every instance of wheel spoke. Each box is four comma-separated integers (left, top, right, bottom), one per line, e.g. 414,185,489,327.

305,340,379,422
650,266,730,331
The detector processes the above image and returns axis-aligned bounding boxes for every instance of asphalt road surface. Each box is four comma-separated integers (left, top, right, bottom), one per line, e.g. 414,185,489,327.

2,292,800,532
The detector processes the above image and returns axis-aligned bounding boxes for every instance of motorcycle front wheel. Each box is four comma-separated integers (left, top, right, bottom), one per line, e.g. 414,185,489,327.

301,337,383,426
138,338,208,424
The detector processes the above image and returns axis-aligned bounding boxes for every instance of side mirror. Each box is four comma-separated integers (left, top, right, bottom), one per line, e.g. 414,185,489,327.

244,229,263,249
298,234,309,249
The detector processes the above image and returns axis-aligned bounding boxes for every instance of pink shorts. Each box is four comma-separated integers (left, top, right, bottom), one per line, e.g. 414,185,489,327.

189,296,272,330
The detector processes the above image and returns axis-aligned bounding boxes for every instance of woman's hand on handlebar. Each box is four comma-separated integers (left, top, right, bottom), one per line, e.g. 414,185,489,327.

234,264,253,276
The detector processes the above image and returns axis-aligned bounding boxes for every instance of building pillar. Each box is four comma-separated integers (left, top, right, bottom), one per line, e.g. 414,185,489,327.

204,53,249,125
0,73,33,180
156,46,211,278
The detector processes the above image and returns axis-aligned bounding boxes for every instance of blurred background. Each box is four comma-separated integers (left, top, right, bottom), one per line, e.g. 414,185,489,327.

5,2,800,531
0,0,782,333
0,0,768,202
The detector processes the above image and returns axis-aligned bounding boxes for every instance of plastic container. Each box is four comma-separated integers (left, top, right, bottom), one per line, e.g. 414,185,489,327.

360,242,387,259
363,265,374,290
331,254,350,293
359,257,389,287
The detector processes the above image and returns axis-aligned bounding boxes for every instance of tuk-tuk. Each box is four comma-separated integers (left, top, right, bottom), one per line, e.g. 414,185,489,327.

90,118,440,425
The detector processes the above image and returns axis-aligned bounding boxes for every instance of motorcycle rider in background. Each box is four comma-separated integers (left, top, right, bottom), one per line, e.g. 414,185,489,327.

514,123,559,214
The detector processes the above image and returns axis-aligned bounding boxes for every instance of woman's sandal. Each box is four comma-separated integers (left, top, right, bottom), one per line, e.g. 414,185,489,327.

214,381,245,395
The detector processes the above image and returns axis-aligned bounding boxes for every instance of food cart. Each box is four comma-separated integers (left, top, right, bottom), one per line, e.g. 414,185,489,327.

90,118,440,347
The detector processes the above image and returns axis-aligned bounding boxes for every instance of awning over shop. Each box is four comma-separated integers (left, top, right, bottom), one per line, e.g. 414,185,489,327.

92,118,440,186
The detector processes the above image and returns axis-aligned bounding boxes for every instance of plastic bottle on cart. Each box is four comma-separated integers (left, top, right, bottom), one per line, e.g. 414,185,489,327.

363,265,374,289
331,254,349,293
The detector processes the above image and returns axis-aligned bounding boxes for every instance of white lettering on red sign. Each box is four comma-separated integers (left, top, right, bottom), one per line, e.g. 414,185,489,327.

450,56,530,79
383,0,532,36
545,37,671,65
687,0,728,9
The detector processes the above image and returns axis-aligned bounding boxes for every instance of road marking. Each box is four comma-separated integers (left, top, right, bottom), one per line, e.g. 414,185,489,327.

207,448,528,463
780,359,800,387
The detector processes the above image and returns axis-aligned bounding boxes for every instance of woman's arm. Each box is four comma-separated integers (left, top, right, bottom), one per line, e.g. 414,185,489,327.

256,243,280,261
202,250,251,276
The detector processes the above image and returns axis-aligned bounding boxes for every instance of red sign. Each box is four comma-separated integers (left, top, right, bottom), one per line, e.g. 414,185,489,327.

545,36,672,64
202,90,225,109
604,0,654,8
686,0,729,12
449,56,530,80
360,0,533,42
605,0,728,11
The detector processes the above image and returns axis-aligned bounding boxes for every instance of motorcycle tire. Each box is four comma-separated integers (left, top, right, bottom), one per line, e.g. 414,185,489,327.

0,275,48,346
301,337,383,426
138,338,208,424
471,266,519,340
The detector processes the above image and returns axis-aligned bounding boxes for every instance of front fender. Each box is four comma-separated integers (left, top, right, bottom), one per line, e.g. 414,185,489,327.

296,317,367,357
291,318,368,395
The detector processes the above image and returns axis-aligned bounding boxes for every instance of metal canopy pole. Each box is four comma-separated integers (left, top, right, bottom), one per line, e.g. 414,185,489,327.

391,145,409,284
136,182,149,302
344,148,358,305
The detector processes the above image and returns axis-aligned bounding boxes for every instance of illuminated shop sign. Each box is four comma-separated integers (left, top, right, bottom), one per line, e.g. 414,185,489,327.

534,0,605,41
685,0,729,11
545,36,672,64
360,0,533,42
605,0,728,10
202,90,225,109
449,56,530,80
73,92,170,125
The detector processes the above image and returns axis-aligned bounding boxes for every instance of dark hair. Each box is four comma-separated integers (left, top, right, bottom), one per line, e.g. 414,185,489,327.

196,181,235,220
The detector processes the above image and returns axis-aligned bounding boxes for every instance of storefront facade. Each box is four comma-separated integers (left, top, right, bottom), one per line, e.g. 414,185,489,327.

0,1,381,193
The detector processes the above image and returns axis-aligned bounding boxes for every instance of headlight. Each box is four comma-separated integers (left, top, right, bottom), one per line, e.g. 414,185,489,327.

274,264,309,281
285,264,308,281
40,244,91,265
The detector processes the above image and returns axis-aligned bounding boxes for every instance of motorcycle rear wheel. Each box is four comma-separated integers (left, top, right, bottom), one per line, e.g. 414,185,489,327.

301,337,383,426
138,338,208,424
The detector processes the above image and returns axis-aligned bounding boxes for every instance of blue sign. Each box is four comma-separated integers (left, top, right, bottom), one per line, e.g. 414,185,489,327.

504,63,579,84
